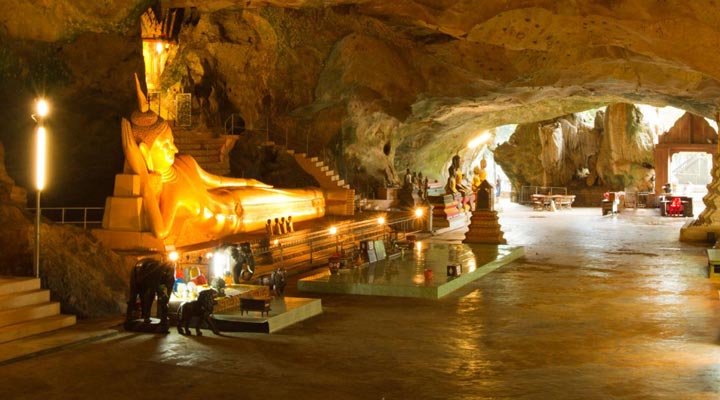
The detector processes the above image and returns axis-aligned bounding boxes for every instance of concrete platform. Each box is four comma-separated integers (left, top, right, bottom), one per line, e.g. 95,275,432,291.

297,242,524,299
211,297,322,333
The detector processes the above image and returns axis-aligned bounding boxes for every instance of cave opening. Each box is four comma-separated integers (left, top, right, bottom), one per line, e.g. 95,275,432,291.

447,103,717,209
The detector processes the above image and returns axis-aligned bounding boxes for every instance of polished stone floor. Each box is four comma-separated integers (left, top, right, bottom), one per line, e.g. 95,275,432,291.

2,202,720,399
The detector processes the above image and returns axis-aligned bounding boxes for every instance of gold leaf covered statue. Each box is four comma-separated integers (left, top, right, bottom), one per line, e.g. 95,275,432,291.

119,75,325,243
471,157,488,193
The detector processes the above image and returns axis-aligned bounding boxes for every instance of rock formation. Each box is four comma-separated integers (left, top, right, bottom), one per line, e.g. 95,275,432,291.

496,104,654,195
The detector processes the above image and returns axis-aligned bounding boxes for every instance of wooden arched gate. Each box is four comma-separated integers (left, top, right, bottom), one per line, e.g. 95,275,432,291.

654,112,717,194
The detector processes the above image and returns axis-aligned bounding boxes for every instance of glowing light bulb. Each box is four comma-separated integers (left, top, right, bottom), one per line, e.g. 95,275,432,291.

36,99,49,118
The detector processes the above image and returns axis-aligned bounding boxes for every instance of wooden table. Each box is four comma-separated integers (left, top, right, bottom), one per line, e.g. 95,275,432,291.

532,194,575,211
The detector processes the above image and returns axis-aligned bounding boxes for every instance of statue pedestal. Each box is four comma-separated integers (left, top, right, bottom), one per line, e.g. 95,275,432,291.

463,210,507,244
92,229,166,252
398,186,421,208
464,180,506,244
429,193,470,229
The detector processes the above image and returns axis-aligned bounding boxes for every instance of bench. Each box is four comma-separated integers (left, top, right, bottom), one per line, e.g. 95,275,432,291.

555,195,575,209
240,296,272,317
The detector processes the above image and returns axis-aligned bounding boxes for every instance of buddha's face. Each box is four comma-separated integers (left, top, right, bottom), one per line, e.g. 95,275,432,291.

147,130,178,172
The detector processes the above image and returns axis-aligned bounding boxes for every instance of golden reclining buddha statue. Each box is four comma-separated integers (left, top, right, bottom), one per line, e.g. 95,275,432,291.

94,76,325,250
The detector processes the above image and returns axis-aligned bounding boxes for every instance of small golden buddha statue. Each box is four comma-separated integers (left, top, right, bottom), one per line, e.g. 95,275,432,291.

122,75,324,242
471,158,488,192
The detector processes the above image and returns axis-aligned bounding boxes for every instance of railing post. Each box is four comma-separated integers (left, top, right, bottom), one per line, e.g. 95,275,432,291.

83,208,88,230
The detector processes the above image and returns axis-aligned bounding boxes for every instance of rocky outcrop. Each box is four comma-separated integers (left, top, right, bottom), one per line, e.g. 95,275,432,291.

496,104,654,193
0,2,145,206
595,104,655,191
0,142,26,206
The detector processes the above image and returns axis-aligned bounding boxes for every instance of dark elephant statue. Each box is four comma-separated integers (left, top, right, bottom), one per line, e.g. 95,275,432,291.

177,288,219,336
231,242,256,283
126,258,175,325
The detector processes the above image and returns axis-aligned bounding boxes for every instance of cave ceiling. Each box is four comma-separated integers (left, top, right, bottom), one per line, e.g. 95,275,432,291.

2,0,720,199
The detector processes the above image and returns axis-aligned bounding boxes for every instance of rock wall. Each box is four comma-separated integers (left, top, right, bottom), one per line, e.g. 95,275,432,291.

0,1,146,206
495,104,654,196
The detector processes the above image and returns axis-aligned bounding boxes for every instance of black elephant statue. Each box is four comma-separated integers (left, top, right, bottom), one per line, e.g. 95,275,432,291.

177,288,219,336
231,242,256,283
270,267,287,297
126,258,175,327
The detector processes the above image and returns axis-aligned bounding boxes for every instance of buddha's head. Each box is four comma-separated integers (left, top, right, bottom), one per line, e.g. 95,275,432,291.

131,74,178,172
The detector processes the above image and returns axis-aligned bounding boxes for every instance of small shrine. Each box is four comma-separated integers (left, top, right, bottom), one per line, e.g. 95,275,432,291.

464,179,506,244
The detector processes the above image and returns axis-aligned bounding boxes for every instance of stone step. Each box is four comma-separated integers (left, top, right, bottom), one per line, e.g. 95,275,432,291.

0,302,60,329
286,149,295,155
309,156,318,162
320,166,329,172
0,277,40,296
336,179,345,186
0,290,50,312
0,314,76,345
325,170,335,177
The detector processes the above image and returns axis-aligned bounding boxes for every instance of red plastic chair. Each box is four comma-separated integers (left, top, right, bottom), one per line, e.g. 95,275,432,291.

668,197,683,216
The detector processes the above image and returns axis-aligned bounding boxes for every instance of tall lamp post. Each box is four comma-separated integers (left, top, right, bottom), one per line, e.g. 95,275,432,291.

32,99,49,279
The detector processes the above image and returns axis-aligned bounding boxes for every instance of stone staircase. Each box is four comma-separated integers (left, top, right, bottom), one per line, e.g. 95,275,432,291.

172,127,239,176
286,148,355,216
0,277,76,344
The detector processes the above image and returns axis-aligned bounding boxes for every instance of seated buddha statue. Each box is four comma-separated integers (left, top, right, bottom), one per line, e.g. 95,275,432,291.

471,158,488,193
451,155,470,196
445,165,458,194
123,75,325,242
